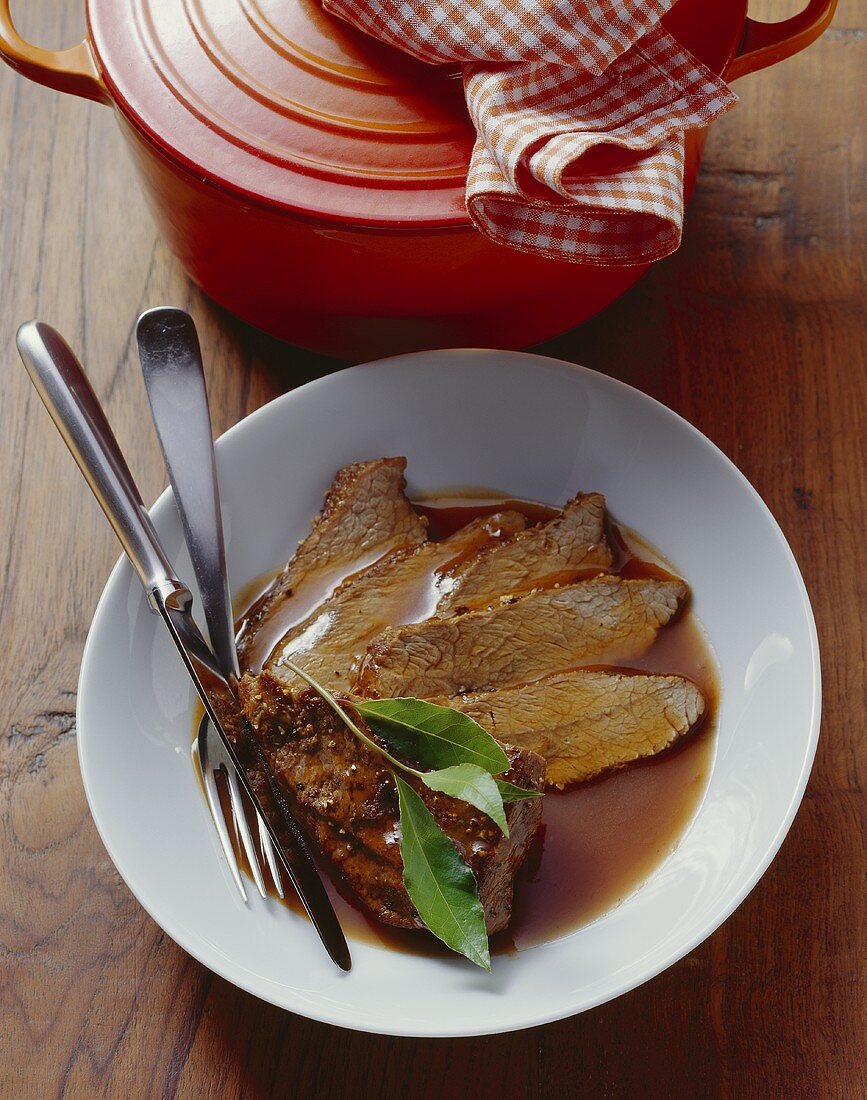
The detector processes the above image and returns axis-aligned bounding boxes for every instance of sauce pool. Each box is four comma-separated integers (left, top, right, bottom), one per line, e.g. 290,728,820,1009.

198,494,719,955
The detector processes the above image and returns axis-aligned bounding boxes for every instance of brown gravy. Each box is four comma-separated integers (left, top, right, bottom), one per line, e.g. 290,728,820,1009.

196,494,719,954
236,544,400,675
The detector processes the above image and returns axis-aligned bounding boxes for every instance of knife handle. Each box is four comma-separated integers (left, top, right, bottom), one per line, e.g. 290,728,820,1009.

136,307,239,678
17,321,184,608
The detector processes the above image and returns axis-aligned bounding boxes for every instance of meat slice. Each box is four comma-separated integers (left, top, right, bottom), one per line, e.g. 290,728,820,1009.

237,458,428,669
356,576,689,698
441,492,612,611
441,669,706,788
266,511,527,694
239,673,545,933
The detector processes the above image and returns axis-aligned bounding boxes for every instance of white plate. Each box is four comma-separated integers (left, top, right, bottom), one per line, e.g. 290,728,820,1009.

77,349,820,1036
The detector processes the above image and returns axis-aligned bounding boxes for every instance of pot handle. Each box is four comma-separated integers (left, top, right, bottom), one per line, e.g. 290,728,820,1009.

726,0,838,80
0,3,109,104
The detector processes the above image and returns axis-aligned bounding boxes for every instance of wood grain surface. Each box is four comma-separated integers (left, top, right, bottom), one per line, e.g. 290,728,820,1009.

1,2,864,1097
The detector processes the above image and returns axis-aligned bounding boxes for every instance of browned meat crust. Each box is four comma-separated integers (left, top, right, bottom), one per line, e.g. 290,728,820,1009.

239,673,545,932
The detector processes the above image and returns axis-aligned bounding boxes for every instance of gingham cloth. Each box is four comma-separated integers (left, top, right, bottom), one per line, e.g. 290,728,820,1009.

322,0,737,264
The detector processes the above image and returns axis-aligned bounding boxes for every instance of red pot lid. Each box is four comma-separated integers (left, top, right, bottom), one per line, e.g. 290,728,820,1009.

86,0,744,227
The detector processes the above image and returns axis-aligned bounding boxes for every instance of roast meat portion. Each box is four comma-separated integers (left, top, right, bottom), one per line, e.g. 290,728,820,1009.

440,669,706,788
356,576,689,699
440,492,611,612
233,458,704,938
237,457,428,668
239,674,545,932
266,511,527,693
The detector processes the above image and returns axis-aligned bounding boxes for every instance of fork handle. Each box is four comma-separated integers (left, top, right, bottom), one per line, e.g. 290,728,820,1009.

16,321,184,608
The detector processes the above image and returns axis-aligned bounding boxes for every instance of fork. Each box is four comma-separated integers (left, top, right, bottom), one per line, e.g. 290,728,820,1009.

136,306,283,903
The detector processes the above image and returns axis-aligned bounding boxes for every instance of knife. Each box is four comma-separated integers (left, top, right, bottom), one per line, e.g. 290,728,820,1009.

16,320,351,972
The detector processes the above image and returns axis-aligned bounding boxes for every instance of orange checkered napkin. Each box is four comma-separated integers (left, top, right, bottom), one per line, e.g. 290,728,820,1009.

323,0,737,264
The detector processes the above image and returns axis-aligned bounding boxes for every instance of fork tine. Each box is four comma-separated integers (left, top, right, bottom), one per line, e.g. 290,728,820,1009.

258,814,285,899
193,736,247,902
224,762,267,899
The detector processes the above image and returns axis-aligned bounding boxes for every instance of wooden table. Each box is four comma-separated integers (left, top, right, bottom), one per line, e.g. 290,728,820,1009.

1,3,863,1096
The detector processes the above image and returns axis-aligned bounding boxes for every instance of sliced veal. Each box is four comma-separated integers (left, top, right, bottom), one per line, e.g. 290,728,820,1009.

237,457,428,670
442,669,706,788
356,576,689,698
441,492,612,611
266,511,527,693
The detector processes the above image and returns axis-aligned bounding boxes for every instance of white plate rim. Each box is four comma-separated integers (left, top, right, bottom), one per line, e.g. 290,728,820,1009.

76,348,821,1037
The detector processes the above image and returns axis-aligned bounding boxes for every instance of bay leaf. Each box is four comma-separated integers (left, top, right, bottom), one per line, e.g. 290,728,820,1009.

421,764,509,836
395,774,490,969
356,698,509,774
496,778,544,802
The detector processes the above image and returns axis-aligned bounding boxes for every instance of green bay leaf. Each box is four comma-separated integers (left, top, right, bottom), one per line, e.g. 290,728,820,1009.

355,698,510,774
421,764,509,836
394,774,490,970
496,778,544,803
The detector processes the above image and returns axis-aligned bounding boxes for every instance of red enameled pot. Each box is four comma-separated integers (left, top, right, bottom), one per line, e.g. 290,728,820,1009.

0,0,835,359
